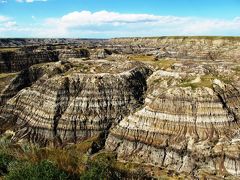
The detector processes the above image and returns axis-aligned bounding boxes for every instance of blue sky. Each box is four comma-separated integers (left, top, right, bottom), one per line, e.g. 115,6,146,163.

0,0,240,38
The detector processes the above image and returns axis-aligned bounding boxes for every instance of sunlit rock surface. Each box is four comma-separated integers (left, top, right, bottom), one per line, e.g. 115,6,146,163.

1,37,240,178
0,59,152,145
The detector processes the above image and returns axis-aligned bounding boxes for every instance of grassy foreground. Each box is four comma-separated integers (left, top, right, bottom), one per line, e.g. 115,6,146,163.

0,132,155,180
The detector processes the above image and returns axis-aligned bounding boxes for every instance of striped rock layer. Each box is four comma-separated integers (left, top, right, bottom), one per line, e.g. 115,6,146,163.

0,50,58,73
0,60,152,145
106,73,240,175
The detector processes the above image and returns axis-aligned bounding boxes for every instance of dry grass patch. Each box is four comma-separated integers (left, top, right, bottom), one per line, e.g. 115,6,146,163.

179,73,234,90
0,48,20,52
153,59,177,70
0,73,17,79
180,75,213,89
128,54,156,62
0,73,18,91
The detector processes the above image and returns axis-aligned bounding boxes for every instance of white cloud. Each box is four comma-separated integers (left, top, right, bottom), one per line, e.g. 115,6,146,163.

1,11,240,38
3,21,17,28
16,0,47,3
40,10,240,37
45,10,188,28
0,15,10,22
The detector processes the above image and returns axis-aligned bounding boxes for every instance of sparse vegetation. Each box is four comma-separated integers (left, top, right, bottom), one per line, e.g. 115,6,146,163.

0,133,156,179
180,75,213,90
232,66,240,75
6,160,70,180
0,73,18,91
179,73,234,90
128,54,156,62
0,48,20,52
0,73,17,79
0,132,190,179
154,59,176,70
0,153,15,176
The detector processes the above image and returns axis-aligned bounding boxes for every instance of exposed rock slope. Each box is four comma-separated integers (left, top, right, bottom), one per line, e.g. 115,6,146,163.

0,59,152,145
0,49,58,73
58,49,90,61
1,37,240,178
110,37,240,61
106,60,240,176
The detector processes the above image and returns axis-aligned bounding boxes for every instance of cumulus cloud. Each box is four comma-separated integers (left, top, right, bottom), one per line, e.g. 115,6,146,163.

1,10,240,37
45,10,188,28
16,0,47,3
40,10,240,37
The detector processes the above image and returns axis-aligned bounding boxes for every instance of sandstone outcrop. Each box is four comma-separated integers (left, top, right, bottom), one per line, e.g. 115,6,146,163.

0,59,152,146
106,63,240,176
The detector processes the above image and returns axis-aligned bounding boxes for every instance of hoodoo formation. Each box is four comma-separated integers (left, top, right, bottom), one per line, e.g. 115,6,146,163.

0,37,240,178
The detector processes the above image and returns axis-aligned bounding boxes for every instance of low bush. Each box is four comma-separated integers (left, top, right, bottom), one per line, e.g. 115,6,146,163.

0,153,15,176
5,160,70,180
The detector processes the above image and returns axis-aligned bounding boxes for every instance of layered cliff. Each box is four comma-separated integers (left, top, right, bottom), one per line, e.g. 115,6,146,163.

0,49,59,73
58,49,90,61
1,37,240,178
106,61,240,176
0,59,152,146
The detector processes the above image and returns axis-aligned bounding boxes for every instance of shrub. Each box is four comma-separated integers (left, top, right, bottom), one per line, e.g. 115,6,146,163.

0,153,15,176
5,160,70,180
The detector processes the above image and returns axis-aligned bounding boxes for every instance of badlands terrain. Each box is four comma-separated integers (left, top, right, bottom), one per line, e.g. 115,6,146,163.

0,37,240,179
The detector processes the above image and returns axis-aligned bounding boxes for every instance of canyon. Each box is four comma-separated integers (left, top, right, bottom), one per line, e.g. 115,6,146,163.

0,37,240,179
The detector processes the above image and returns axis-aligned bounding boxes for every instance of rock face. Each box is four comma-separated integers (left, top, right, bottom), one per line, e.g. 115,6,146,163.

106,65,240,176
0,49,58,73
0,59,152,145
58,49,90,61
1,37,240,178
90,49,112,59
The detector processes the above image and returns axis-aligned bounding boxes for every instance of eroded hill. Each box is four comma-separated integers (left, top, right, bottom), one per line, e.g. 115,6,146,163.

0,37,240,179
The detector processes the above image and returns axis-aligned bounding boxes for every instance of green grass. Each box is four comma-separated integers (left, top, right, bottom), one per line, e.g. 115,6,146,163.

0,132,189,179
0,73,18,91
5,160,70,180
180,75,213,90
153,59,176,70
0,73,17,79
63,64,91,75
128,54,156,62
179,73,235,90
232,66,240,73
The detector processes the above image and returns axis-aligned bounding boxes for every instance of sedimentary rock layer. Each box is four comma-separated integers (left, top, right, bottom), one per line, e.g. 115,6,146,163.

0,60,152,145
58,49,90,61
106,71,240,176
109,37,240,61
0,49,58,73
